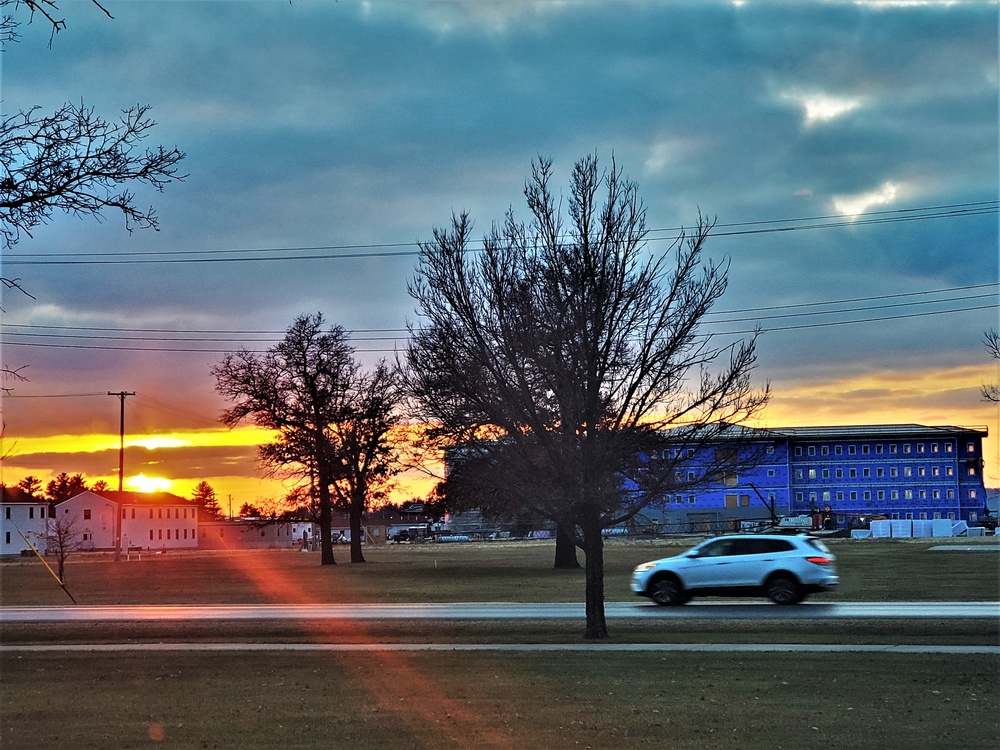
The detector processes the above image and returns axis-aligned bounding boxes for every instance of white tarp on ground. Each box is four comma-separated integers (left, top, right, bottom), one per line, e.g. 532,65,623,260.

890,520,913,538
851,529,872,539
870,520,892,538
966,526,985,537
951,520,969,536
932,518,954,537
912,520,933,537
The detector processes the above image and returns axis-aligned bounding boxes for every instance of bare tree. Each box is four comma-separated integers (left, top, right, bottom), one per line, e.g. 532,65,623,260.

983,329,1000,402
0,102,186,249
326,361,405,563
406,154,769,638
215,313,404,567
44,509,82,587
214,314,355,566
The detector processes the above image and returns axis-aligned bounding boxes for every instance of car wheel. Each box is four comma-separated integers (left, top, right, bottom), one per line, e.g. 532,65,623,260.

649,575,686,606
765,574,802,605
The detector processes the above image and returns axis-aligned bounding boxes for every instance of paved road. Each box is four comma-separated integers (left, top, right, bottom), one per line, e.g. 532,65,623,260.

2,601,997,622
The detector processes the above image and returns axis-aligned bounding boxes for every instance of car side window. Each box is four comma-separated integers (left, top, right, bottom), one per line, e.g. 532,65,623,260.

760,539,794,553
699,539,735,557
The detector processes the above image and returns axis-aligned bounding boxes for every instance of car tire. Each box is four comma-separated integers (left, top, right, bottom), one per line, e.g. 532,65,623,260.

765,574,803,605
649,575,686,606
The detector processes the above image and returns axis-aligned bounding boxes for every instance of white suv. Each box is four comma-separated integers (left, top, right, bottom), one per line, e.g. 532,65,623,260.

631,534,838,605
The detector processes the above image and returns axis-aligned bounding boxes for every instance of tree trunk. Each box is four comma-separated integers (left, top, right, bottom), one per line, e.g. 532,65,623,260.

349,491,366,563
581,515,608,639
318,481,336,565
553,523,580,569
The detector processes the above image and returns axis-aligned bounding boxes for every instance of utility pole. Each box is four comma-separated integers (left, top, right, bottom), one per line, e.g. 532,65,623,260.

108,391,135,562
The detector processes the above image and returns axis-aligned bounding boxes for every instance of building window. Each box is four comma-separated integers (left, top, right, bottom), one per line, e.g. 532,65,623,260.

903,467,912,477
796,492,803,502
795,447,803,456
821,446,829,456
158,530,162,540
4,532,9,544
149,530,154,540
947,512,955,520
918,467,925,477
122,508,126,519
808,446,815,456
891,490,899,500
863,468,870,478
947,490,955,500
919,490,926,500
28,507,34,519
836,491,844,501
903,444,911,454
767,469,775,477
905,490,913,500
970,489,978,499
932,467,939,477
131,509,136,519
945,443,953,453
835,446,843,455
876,468,884,478
4,508,9,519
795,469,803,480
876,445,883,454
766,445,775,454
848,445,856,455
931,443,938,453
919,512,927,520
849,469,857,478
688,495,695,504
158,509,162,519
889,444,897,454
83,509,91,520
966,442,975,453
836,469,843,478
917,443,925,453
877,490,885,500
969,466,977,476
822,469,830,479
863,491,871,500
905,513,914,520
933,490,940,500
850,491,857,501
862,445,870,455
149,509,153,518
808,469,817,479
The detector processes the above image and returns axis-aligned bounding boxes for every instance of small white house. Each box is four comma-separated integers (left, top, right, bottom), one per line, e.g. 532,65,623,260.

0,486,50,556
57,490,199,552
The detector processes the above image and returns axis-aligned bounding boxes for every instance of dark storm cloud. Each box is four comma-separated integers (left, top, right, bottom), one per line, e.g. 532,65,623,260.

2,1,996,469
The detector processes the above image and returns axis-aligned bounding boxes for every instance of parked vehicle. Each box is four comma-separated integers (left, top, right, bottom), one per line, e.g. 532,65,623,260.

631,534,838,605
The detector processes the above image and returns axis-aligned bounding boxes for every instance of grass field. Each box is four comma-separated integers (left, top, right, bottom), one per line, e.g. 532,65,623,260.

2,538,998,749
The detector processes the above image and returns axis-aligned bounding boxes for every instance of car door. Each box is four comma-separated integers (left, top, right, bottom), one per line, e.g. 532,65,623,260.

680,538,739,589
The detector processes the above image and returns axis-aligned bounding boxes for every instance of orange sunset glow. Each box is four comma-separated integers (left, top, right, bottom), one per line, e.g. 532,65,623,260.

3,364,996,504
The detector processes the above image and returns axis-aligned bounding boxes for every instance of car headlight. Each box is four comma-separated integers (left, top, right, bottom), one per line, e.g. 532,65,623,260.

634,562,658,573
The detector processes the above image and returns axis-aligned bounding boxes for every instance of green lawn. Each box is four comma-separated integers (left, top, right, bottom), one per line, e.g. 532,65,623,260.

2,649,996,750
2,537,998,606
2,539,997,749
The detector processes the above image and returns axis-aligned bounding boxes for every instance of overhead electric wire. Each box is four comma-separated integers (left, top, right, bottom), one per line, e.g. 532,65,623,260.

2,200,995,266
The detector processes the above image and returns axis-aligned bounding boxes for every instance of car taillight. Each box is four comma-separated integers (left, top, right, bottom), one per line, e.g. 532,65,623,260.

806,556,831,565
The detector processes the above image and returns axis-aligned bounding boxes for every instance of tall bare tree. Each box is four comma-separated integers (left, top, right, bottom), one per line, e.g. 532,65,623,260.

215,313,404,565
326,361,405,563
214,314,355,566
407,154,769,638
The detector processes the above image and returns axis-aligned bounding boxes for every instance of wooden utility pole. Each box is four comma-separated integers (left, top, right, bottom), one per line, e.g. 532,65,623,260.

108,391,135,562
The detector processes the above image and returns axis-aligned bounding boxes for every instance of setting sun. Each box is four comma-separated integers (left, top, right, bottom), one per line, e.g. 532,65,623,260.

126,474,173,493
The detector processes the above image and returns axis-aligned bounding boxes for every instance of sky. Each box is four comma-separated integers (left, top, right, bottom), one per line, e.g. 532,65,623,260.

1,0,997,508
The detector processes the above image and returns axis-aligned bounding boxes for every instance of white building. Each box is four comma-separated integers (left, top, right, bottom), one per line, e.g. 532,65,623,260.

57,490,199,552
0,486,51,556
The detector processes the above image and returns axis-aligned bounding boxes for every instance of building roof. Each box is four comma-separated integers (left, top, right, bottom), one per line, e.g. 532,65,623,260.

0,486,42,504
67,490,195,506
767,424,988,440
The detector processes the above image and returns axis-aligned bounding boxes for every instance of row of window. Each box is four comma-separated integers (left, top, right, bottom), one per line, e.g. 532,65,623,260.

123,507,195,520
4,506,49,519
143,528,194,541
795,465,970,480
797,488,977,503
794,441,973,457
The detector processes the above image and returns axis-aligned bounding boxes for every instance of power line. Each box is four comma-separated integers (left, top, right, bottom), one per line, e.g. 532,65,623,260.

2,200,995,266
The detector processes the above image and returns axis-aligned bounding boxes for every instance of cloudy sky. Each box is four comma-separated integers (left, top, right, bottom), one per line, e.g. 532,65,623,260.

1,0,997,505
